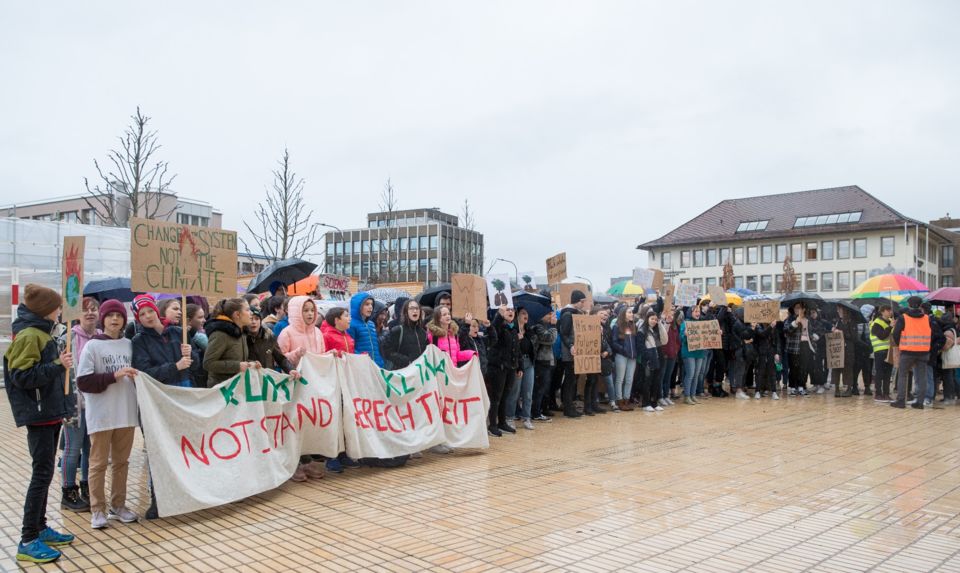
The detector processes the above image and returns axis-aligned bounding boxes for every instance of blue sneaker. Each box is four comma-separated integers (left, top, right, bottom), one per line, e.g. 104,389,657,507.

340,456,360,469
325,458,344,473
16,539,61,563
38,526,74,546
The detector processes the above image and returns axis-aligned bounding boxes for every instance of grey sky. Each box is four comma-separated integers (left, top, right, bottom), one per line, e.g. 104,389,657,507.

2,1,958,289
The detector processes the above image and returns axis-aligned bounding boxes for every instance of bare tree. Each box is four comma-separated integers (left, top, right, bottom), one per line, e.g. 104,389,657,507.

461,198,476,231
460,198,482,274
378,178,400,282
84,107,177,226
241,148,321,262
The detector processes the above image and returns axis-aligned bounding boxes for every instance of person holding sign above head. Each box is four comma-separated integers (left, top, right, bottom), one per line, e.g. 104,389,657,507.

4,285,77,563
382,299,429,369
558,290,590,418
76,299,140,531
349,293,385,368
486,305,520,436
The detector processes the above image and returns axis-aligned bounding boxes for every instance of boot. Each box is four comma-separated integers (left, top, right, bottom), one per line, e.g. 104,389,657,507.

618,399,634,412
61,486,89,512
835,387,852,398
79,481,90,504
145,486,159,520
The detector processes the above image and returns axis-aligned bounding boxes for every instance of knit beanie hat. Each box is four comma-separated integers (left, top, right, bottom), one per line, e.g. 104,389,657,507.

98,299,128,325
24,284,62,318
570,290,587,304
132,293,160,323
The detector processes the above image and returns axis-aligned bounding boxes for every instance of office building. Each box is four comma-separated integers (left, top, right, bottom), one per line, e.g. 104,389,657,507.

1,192,223,228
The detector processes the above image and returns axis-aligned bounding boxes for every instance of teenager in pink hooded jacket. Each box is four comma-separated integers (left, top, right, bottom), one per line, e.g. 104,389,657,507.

277,296,325,368
427,306,476,365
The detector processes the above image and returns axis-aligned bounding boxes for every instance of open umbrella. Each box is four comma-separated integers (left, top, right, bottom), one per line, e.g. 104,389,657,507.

701,291,744,307
83,277,135,302
513,290,552,307
742,293,772,301
925,287,960,305
822,299,866,323
606,280,656,297
246,258,317,295
780,291,823,309
515,301,552,324
728,287,757,297
364,287,411,305
415,283,452,308
593,293,618,306
850,273,929,301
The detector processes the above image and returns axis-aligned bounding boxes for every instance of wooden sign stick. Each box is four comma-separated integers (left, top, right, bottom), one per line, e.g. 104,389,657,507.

182,292,188,346
64,327,72,395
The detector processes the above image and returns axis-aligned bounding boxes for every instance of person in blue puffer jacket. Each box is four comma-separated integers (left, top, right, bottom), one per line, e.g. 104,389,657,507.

349,292,384,367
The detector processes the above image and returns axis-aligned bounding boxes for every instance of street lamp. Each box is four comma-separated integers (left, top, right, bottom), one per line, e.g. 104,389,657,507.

575,275,593,292
495,258,518,285
319,222,344,275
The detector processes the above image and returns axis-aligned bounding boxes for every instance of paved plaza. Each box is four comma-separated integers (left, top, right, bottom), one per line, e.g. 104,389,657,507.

1,393,959,572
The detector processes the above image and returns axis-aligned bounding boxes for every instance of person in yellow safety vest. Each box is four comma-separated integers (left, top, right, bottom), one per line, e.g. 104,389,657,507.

869,305,894,401
890,296,938,409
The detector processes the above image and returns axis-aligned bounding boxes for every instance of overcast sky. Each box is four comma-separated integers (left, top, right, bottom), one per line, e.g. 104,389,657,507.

2,1,958,289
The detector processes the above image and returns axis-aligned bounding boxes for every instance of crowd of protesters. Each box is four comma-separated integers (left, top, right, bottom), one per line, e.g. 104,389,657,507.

3,282,956,563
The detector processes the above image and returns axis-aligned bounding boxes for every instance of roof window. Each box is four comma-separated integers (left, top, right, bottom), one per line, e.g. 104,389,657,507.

794,211,862,228
736,220,769,232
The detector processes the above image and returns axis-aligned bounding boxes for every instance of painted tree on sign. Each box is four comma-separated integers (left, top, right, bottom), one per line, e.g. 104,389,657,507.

492,278,508,306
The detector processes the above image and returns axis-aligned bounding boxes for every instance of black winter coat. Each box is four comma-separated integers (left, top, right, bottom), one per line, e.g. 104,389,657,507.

487,313,520,370
382,324,429,369
132,325,202,387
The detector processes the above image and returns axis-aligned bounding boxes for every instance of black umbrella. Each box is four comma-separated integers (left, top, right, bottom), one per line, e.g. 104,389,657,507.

593,293,618,306
246,258,317,295
415,283,452,308
512,290,552,308
780,291,823,309
823,299,867,323
83,277,135,303
515,301,552,324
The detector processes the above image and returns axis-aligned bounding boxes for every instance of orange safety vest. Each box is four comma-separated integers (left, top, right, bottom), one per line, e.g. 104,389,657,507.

900,314,931,352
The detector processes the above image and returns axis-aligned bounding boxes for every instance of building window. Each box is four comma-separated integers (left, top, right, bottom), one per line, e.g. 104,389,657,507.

760,275,773,293
692,278,703,294
733,248,744,265
943,275,955,287
775,274,784,292
794,211,862,228
693,250,704,267
746,275,758,292
761,245,772,264
661,252,671,268
791,243,802,262
335,242,343,255
806,242,818,261
919,270,926,285
837,271,850,291
430,236,439,249
854,238,867,258
821,272,834,291
821,240,834,260
344,241,352,255
837,239,850,259
736,220,769,232
775,244,787,263
399,238,407,250
734,276,744,289
706,277,717,287
943,245,955,267
747,246,758,265
880,236,894,257
706,249,717,267
680,251,691,268
853,270,867,288
805,273,817,291
719,248,731,265
326,242,334,255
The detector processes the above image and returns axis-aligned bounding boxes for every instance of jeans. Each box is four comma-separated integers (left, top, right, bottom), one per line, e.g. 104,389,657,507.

23,424,60,544
944,368,958,400
682,357,706,397
532,362,553,417
660,357,677,399
896,353,929,404
699,350,713,394
874,351,892,396
926,366,936,402
729,349,746,391
89,427,136,513
613,354,635,402
508,359,535,420
60,415,90,488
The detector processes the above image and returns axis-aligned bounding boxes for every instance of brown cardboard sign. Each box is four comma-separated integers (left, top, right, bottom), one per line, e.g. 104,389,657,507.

546,252,567,285
451,273,488,319
827,331,845,369
573,314,602,374
633,267,664,290
707,285,728,306
662,284,676,300
559,283,593,308
744,300,780,324
130,217,238,298
685,319,723,351
61,236,86,322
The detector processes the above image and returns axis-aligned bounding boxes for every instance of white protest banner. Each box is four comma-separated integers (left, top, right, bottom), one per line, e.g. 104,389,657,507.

339,346,490,459
676,283,701,307
486,274,514,309
136,352,342,517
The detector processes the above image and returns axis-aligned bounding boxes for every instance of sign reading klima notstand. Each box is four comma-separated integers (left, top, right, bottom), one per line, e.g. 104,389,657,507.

137,346,490,517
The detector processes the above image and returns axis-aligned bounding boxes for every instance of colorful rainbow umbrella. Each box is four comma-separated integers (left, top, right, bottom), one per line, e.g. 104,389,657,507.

850,273,928,302
606,280,656,297
701,291,744,307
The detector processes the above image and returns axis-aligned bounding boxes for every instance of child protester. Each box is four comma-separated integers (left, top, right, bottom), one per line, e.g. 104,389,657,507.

204,298,258,387
4,285,76,563
321,307,356,355
76,299,140,530
246,307,296,373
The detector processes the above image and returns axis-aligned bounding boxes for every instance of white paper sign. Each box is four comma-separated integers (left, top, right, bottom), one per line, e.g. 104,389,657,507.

486,273,514,309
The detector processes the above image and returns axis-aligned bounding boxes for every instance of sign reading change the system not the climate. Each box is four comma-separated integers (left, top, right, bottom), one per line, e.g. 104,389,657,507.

130,217,238,298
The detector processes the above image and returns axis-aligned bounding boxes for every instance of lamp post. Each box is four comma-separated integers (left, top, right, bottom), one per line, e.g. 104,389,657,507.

495,258,519,286
319,222,344,276
575,275,593,292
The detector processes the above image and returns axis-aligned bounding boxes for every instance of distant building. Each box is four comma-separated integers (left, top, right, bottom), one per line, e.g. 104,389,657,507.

1,192,223,228
324,208,484,286
237,252,273,277
638,185,949,295
929,215,960,288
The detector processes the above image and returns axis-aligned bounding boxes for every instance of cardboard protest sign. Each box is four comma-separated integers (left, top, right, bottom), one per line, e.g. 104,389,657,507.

662,283,676,300
559,283,593,308
826,331,845,369
573,314,602,374
61,236,85,322
546,252,567,285
137,346,489,518
519,272,538,292
744,300,780,324
340,346,490,460
886,345,899,368
707,285,728,306
130,217,238,298
485,274,514,309
633,267,664,290
451,273,488,319
779,308,790,322
676,283,700,307
684,319,723,351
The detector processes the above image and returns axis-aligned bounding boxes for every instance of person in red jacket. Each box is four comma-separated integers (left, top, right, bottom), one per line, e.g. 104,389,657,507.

321,308,355,355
